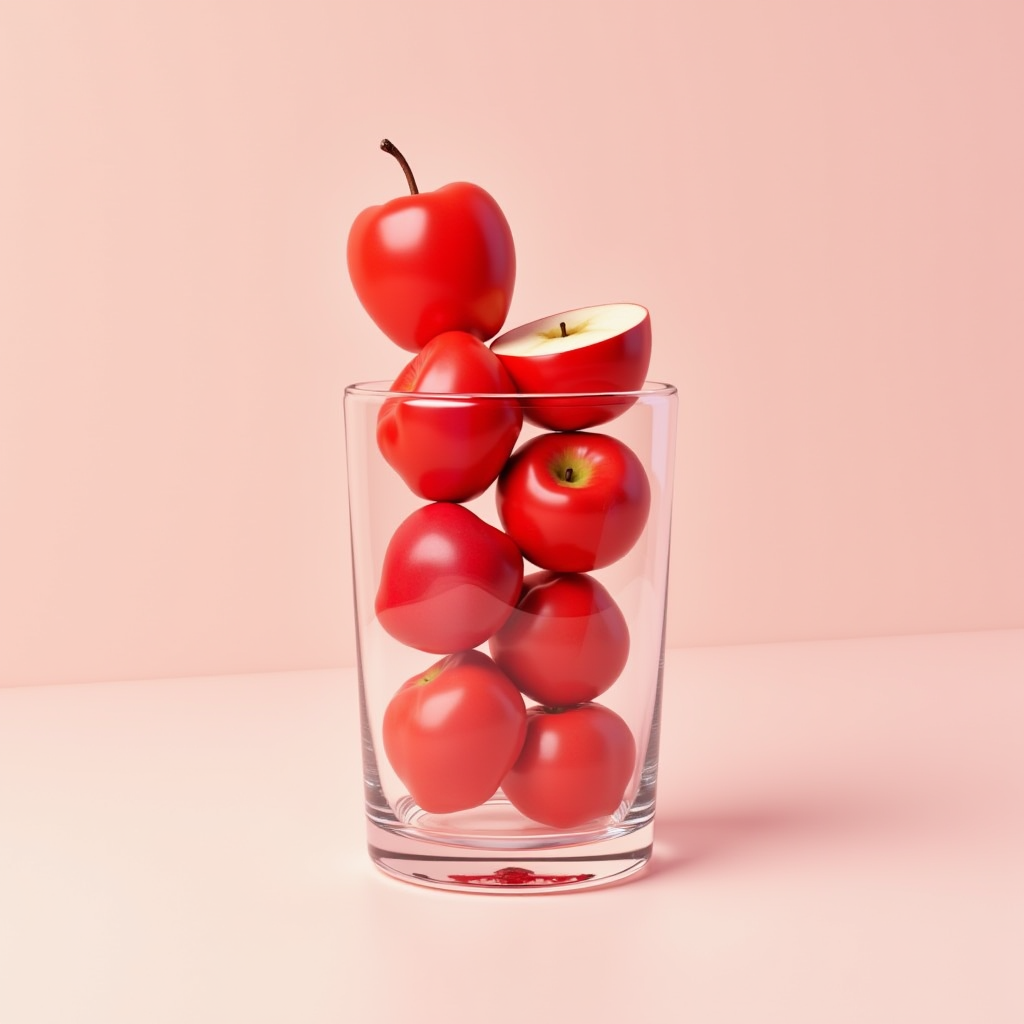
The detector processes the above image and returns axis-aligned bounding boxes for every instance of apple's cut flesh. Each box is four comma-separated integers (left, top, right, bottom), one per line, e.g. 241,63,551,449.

490,303,651,430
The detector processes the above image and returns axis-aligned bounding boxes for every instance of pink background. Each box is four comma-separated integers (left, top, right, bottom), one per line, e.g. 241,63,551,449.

1,0,1022,687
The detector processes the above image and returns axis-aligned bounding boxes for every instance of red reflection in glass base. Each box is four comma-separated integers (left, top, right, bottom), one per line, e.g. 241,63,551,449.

448,866,595,887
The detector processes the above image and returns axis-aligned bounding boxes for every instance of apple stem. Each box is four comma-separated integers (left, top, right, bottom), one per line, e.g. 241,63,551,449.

564,467,574,482
559,321,567,338
380,138,419,195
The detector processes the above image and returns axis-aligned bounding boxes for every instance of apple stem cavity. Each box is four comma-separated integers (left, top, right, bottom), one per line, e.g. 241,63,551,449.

559,321,567,338
416,657,448,686
380,138,419,195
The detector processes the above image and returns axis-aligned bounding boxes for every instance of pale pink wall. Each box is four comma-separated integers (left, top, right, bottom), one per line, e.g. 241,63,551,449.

1,0,1021,686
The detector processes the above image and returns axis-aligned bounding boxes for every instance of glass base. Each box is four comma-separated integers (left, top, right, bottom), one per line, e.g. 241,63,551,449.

366,817,654,893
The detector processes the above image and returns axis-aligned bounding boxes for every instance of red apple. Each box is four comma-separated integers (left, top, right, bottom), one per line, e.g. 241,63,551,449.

383,650,527,814
375,502,523,653
347,140,516,352
496,431,651,572
490,303,651,430
501,704,637,829
377,331,523,502
489,571,629,707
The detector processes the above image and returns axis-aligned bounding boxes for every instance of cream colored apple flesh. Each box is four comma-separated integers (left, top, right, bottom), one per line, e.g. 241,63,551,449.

490,303,651,430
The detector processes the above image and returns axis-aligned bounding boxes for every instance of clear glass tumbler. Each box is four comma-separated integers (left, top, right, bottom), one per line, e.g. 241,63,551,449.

344,381,677,892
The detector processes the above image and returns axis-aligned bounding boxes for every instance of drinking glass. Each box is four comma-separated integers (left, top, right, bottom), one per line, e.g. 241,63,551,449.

344,382,677,892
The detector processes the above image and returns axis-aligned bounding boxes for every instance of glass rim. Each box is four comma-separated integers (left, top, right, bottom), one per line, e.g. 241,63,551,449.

344,380,677,401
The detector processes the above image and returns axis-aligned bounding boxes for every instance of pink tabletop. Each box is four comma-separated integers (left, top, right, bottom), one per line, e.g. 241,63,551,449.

1,630,1022,1023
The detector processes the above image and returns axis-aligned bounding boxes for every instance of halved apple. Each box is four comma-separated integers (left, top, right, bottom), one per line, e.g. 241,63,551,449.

490,303,651,430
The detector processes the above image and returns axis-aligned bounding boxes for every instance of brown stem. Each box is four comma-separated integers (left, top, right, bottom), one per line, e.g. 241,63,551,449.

564,467,574,482
559,321,567,338
380,139,419,195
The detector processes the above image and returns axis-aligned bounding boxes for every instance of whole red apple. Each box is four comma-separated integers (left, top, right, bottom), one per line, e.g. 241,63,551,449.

383,650,527,814
501,703,636,829
347,140,516,352
489,571,630,707
377,330,523,502
375,502,523,653
490,303,651,430
496,431,651,572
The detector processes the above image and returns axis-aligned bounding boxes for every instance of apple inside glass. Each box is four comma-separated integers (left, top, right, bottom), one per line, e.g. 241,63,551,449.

382,650,527,814
501,704,637,829
490,303,651,431
489,571,630,707
496,431,651,572
377,330,523,502
375,502,524,653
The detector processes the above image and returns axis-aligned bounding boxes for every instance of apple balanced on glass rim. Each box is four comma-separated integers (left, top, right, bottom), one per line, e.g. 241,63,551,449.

347,139,659,838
